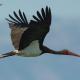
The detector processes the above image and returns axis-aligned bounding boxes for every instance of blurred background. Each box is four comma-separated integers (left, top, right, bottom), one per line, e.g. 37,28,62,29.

0,0,80,80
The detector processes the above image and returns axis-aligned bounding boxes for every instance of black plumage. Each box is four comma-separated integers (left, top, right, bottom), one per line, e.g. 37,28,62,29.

19,6,51,50
6,9,28,27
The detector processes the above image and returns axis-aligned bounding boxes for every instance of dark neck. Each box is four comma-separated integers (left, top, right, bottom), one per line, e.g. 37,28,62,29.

42,46,56,53
42,46,80,57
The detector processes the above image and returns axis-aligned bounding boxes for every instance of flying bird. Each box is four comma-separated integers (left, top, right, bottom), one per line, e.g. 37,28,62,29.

0,6,80,59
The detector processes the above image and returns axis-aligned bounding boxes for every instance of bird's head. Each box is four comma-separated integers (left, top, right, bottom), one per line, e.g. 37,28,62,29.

58,49,80,57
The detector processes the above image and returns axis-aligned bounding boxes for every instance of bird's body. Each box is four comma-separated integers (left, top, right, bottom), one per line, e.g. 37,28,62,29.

0,6,80,59
11,27,42,57
18,40,42,57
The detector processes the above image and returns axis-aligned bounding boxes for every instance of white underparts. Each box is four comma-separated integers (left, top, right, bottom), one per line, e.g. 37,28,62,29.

17,40,42,57
13,50,19,53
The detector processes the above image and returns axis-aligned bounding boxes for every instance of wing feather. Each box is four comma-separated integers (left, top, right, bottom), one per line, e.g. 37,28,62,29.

6,18,17,24
13,11,23,23
33,15,40,22
6,10,29,49
41,8,46,19
11,27,27,49
23,12,28,24
19,6,52,50
18,10,26,23
6,10,29,27
9,14,20,23
37,11,43,21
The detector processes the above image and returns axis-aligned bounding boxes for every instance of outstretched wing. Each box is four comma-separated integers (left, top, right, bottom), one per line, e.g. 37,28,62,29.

6,10,29,49
19,6,52,50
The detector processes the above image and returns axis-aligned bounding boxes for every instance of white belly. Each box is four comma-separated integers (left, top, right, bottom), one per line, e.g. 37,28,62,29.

18,40,42,57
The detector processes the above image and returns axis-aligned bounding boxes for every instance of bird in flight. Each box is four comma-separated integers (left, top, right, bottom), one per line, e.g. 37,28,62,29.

0,6,80,59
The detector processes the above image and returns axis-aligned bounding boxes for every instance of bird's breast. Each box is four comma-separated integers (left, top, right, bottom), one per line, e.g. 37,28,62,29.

18,40,42,57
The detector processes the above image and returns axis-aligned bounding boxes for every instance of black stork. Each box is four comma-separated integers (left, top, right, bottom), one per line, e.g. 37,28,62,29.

0,6,80,59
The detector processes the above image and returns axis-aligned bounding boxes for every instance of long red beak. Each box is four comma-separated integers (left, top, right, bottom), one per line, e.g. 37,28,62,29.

60,50,80,57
